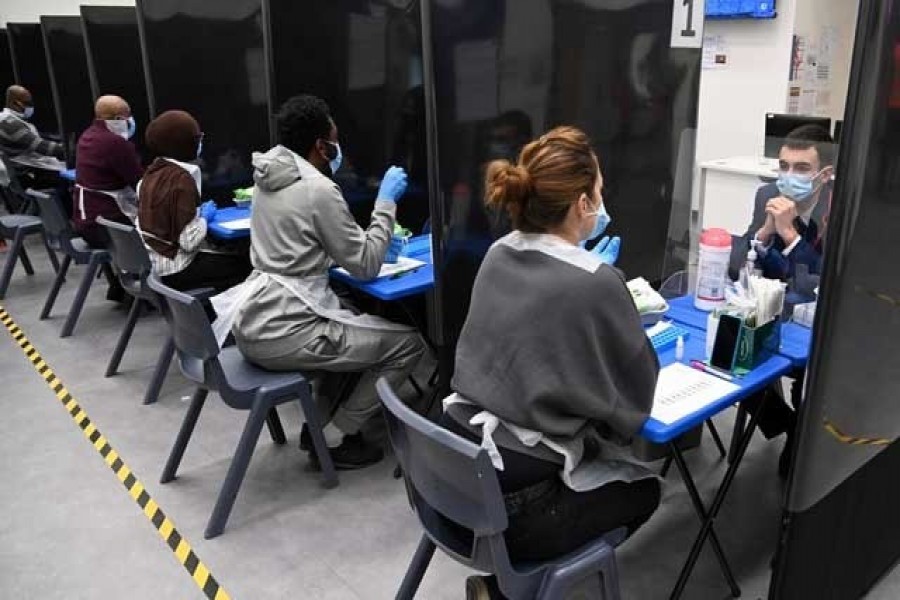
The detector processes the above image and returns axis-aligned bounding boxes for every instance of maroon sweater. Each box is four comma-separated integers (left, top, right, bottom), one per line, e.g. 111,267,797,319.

73,120,143,232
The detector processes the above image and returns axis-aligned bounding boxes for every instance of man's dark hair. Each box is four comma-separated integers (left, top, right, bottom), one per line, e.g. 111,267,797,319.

784,124,835,167
276,95,333,157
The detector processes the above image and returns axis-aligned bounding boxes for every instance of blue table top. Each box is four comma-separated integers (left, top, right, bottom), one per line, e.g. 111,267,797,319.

60,168,76,182
665,295,811,368
207,206,251,240
330,235,434,301
640,323,793,443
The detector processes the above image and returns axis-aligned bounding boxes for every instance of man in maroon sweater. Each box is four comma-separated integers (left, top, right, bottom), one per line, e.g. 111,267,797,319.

73,95,143,248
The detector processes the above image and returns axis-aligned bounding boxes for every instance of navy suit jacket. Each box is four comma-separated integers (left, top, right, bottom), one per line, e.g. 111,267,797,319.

729,182,830,282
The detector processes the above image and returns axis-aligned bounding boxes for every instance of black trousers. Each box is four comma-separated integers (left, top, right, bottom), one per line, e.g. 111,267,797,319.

441,413,660,563
161,252,252,294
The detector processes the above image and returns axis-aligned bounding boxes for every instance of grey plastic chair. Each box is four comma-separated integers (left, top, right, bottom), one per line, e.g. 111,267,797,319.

98,217,209,405
0,211,60,299
33,191,112,337
376,379,624,600
148,274,338,539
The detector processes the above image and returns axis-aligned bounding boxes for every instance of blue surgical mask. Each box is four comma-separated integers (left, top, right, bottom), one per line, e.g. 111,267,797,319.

126,116,136,139
585,201,611,241
326,141,342,175
196,140,203,159
21,106,34,120
777,171,821,202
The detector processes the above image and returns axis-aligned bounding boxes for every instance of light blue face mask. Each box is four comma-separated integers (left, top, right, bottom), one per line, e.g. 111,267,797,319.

777,170,823,202
126,116,136,139
585,201,611,241
326,141,343,175
20,106,34,120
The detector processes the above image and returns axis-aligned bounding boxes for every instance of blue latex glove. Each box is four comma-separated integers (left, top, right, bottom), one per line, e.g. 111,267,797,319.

199,200,217,222
592,236,621,266
377,166,409,203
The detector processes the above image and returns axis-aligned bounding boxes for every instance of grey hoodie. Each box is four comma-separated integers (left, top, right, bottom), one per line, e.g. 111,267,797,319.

233,145,397,360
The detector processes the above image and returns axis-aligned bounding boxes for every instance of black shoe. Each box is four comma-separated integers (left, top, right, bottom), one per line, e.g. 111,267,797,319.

300,424,312,451
307,432,384,471
466,575,504,600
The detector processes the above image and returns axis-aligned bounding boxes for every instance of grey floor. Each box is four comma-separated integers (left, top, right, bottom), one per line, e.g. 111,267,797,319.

1,236,899,600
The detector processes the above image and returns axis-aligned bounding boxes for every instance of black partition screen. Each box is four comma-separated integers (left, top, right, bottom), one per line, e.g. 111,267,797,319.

7,23,59,137
41,16,94,165
423,0,702,373
770,0,900,597
265,0,428,231
82,5,151,159
0,30,14,90
137,0,270,203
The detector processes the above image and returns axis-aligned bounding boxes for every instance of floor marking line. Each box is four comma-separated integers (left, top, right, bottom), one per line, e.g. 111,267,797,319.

0,306,231,600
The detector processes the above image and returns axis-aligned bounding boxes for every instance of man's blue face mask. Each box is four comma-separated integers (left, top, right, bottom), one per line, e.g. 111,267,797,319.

777,169,825,202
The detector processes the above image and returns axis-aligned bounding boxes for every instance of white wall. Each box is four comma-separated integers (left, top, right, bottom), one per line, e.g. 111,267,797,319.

695,0,798,165
792,0,860,122
1,0,134,24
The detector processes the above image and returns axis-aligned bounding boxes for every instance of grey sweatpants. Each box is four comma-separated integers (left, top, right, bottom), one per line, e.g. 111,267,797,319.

249,321,426,434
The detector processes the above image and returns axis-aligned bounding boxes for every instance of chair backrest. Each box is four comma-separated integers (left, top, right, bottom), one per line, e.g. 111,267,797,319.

32,190,72,241
376,379,508,540
97,217,151,276
0,156,35,214
148,274,221,363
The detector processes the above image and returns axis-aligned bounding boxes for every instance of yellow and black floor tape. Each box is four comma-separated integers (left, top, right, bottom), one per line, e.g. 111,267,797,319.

0,307,231,600
823,418,893,447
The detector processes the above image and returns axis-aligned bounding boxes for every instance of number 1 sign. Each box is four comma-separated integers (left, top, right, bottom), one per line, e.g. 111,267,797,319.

671,0,705,49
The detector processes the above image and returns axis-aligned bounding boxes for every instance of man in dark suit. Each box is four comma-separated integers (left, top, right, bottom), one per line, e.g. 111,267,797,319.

730,124,835,288
734,124,835,477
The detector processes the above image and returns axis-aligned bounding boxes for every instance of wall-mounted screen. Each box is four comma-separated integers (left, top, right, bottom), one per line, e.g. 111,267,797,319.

137,0,270,203
41,16,95,165
7,23,59,136
81,5,151,161
706,0,776,20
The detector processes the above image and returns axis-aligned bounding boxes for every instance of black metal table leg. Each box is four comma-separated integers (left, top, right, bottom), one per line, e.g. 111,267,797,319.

706,419,727,458
669,395,767,599
729,404,747,464
668,443,742,599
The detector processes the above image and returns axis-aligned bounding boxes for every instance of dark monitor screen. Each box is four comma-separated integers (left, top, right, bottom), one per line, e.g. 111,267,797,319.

765,113,832,158
41,16,95,166
266,0,427,231
7,23,59,136
0,30,14,91
81,5,151,161
137,0,270,203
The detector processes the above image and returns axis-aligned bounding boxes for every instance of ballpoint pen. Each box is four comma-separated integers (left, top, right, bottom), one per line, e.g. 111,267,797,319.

689,360,734,382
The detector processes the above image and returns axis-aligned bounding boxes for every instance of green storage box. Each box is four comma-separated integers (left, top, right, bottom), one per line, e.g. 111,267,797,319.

734,318,781,373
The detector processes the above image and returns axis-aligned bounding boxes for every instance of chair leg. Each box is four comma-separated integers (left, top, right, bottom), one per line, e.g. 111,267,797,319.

297,390,339,489
60,256,104,338
106,299,144,377
599,553,622,600
265,407,287,445
40,254,71,318
161,388,208,484
144,336,175,405
204,402,270,539
42,233,60,273
396,536,436,600
0,229,28,299
18,245,34,276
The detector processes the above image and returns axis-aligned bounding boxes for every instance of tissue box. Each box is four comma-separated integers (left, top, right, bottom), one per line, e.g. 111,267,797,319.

734,318,781,372
385,235,409,264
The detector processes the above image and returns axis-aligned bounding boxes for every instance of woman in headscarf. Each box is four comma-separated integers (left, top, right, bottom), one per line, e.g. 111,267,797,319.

137,110,251,292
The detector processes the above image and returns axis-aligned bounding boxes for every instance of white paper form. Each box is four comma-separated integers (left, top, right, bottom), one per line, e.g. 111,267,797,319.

651,363,739,425
218,218,251,231
333,256,425,280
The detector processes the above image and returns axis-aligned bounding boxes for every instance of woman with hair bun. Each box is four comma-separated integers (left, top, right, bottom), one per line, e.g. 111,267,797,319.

443,126,661,599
